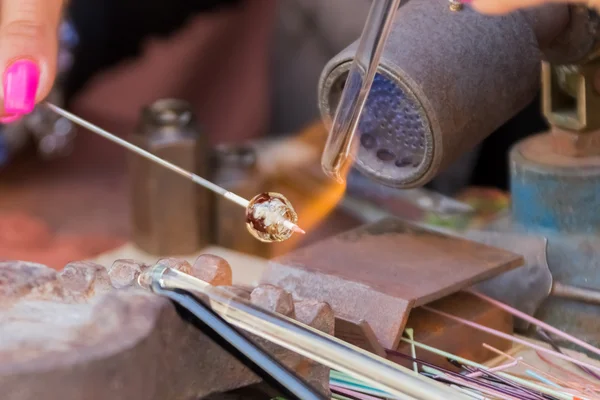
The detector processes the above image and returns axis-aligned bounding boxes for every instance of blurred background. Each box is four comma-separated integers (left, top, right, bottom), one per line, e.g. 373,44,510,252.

0,0,548,267
64,0,548,192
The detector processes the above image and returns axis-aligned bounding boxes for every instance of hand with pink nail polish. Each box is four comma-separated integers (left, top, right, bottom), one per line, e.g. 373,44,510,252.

470,0,600,14
0,0,65,122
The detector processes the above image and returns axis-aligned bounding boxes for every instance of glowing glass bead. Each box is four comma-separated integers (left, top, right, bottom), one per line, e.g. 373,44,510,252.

245,192,298,243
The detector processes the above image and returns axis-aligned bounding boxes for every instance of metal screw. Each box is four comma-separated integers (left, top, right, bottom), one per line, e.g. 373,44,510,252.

449,0,463,11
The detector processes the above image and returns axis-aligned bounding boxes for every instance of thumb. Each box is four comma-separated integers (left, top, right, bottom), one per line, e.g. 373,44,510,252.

0,0,64,120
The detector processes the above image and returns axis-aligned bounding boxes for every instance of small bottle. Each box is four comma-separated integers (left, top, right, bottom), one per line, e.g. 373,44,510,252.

129,99,210,255
213,144,271,257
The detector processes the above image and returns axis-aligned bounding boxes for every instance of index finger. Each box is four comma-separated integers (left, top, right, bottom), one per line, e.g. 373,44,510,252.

0,0,64,117
470,0,591,14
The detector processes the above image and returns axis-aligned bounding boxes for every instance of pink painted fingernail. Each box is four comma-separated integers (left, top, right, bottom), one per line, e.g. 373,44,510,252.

3,60,40,115
0,114,21,124
460,0,472,3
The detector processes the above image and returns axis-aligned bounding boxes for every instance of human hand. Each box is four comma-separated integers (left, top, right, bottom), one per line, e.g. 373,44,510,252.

0,0,65,123
468,0,600,14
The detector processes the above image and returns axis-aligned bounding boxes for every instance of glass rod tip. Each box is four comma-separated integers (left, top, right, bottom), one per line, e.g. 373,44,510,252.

284,220,306,235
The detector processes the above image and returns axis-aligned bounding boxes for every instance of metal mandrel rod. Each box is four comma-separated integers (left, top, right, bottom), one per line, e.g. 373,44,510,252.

45,102,304,235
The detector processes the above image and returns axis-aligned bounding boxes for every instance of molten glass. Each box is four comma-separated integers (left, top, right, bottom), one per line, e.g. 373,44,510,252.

245,192,298,243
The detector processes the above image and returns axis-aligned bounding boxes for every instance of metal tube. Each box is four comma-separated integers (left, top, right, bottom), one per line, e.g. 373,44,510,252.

45,102,238,201
552,282,600,305
45,103,304,235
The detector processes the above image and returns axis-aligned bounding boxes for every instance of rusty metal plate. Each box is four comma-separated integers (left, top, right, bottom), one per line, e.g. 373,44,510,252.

263,218,523,349
273,218,522,305
334,317,386,358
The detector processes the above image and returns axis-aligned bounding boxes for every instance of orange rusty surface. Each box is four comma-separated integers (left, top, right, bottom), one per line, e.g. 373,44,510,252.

0,111,131,237
276,218,524,306
0,212,123,270
0,111,141,268
0,107,130,268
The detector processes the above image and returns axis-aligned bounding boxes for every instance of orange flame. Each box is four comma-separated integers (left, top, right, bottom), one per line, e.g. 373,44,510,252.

282,122,348,234
258,121,349,253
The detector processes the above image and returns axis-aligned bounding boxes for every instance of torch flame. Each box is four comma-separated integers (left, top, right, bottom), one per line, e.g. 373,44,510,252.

258,121,349,250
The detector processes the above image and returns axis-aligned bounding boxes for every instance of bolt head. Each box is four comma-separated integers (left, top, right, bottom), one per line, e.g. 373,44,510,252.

449,3,463,11
449,0,463,11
